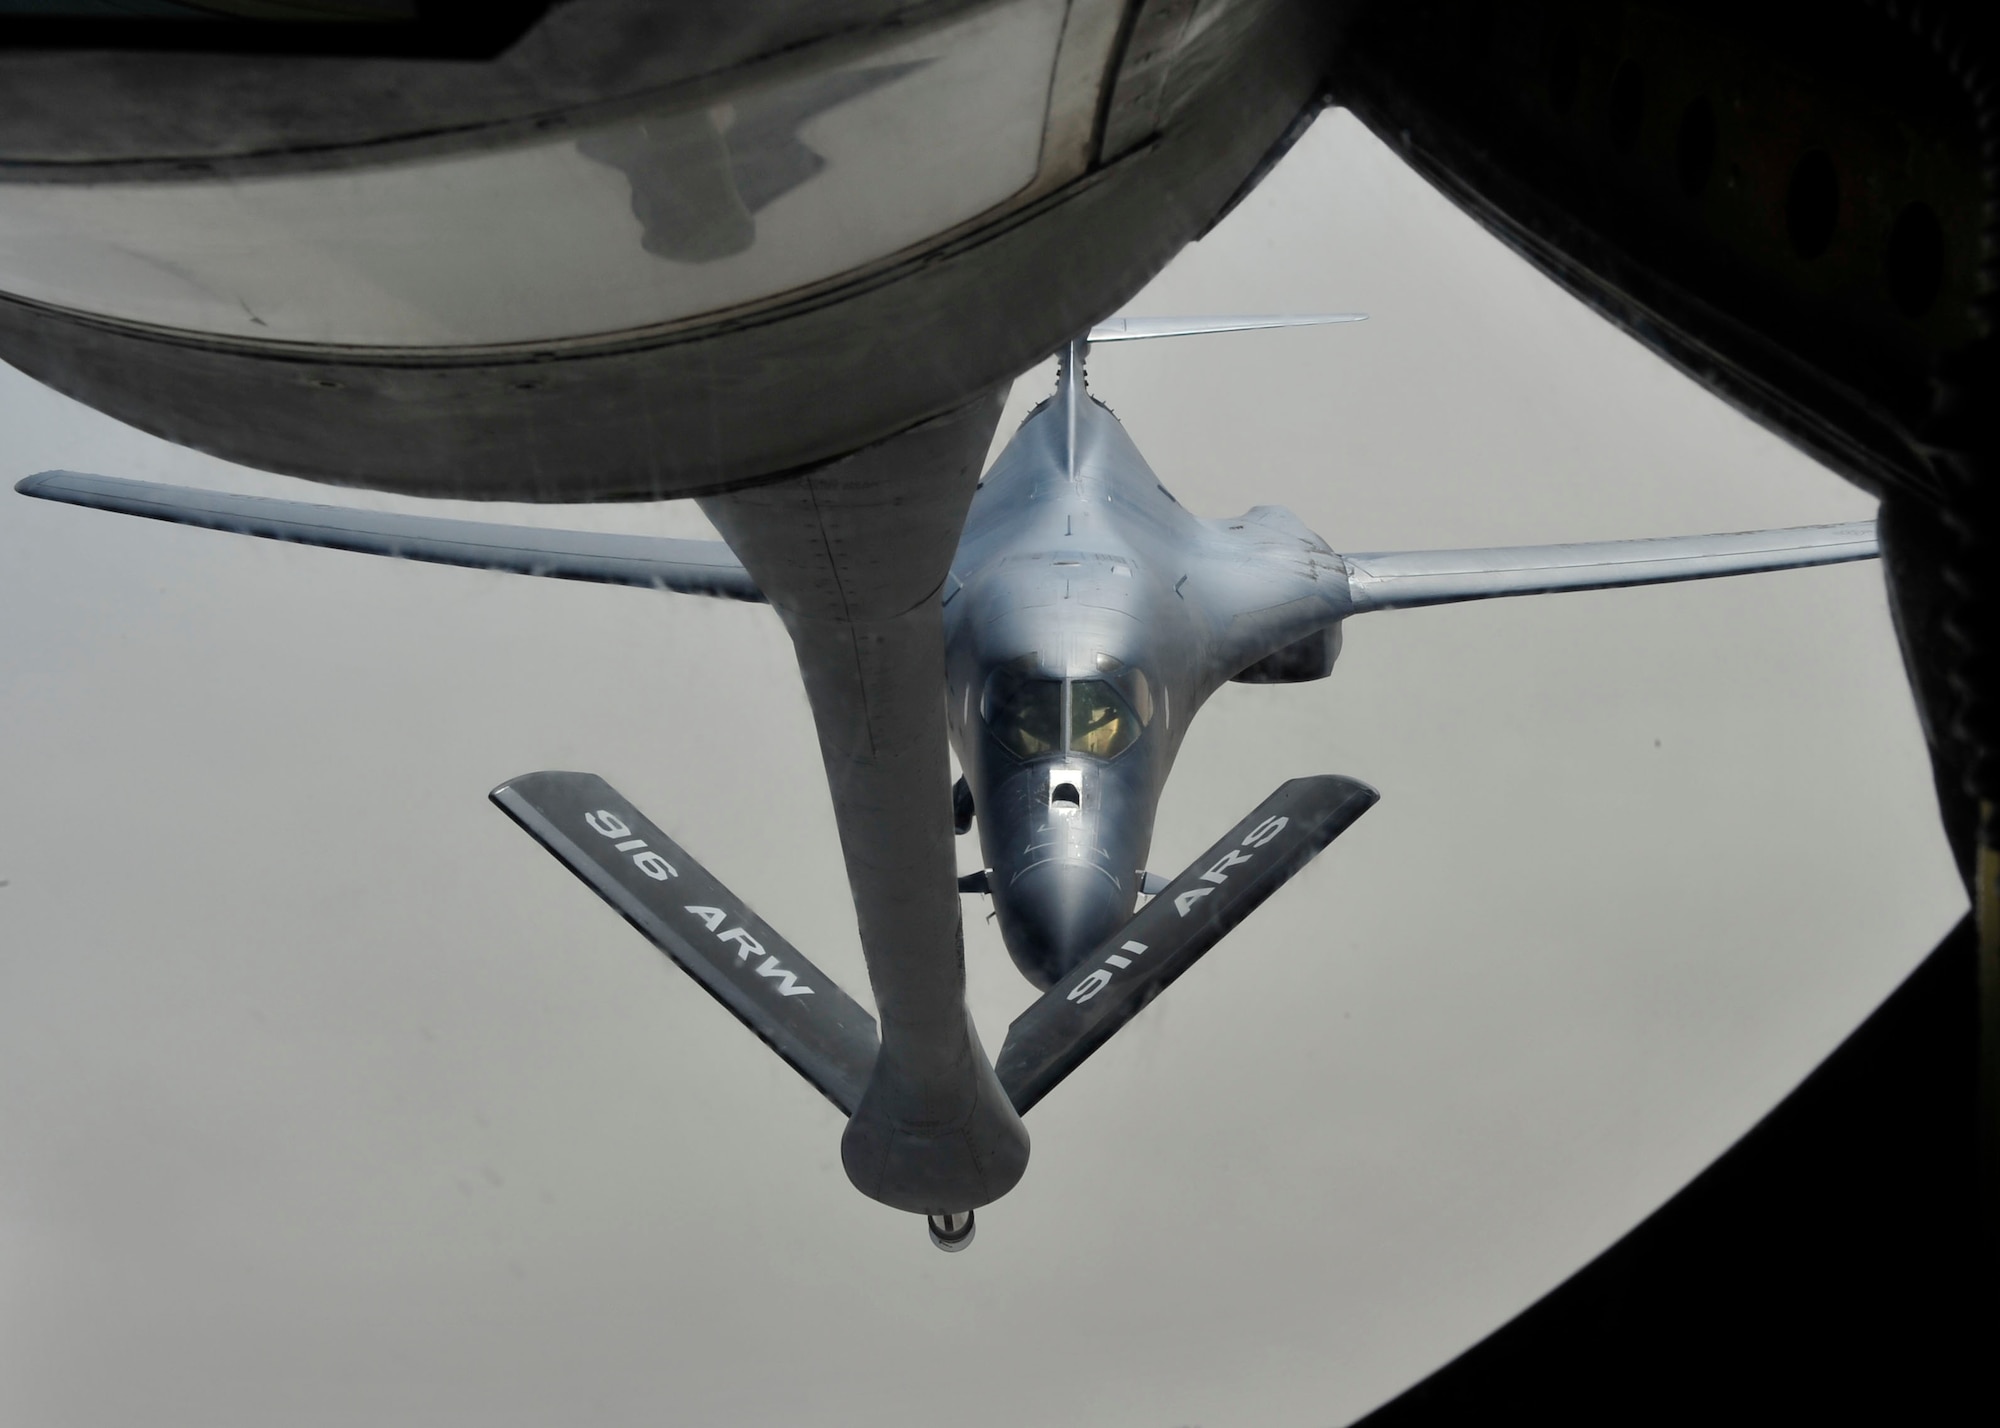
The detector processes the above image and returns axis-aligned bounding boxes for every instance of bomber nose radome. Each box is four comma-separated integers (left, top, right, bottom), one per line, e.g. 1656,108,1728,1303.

996,859,1131,989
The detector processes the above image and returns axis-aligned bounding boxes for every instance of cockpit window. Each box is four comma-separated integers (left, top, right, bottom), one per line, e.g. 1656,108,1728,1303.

1094,652,1154,726
983,666,1063,759
1069,679,1140,759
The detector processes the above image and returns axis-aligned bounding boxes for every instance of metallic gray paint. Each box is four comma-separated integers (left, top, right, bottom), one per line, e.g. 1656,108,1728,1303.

10,329,1883,1217
947,345,1349,981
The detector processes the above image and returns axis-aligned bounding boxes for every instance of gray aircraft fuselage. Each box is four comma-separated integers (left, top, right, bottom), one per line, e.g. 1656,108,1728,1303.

947,345,1346,988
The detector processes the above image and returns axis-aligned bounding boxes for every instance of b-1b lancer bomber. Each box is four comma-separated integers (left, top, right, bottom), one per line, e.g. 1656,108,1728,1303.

18,317,1879,1250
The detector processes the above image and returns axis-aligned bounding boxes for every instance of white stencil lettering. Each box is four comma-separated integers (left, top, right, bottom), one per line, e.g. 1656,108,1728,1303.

633,851,677,881
1201,848,1254,884
754,957,813,997
1067,969,1114,1004
1243,815,1289,849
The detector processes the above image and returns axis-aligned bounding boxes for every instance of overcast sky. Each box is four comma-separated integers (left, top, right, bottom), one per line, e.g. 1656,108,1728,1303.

0,111,1965,1428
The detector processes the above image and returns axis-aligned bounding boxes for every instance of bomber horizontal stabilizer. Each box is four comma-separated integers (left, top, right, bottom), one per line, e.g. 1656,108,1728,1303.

996,775,1378,1114
17,471,762,602
1087,313,1366,343
491,771,878,1114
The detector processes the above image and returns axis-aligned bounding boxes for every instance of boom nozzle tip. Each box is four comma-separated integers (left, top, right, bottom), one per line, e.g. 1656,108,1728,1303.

928,1210,976,1252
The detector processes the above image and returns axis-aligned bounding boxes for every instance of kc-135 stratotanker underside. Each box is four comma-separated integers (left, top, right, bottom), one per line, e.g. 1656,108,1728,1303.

17,317,1878,1249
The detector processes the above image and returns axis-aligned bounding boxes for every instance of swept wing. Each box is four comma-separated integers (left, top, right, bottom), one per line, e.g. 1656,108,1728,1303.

16,471,762,602
1340,521,1876,614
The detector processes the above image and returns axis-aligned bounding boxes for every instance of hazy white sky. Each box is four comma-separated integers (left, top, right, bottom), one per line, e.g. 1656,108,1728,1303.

0,111,1965,1427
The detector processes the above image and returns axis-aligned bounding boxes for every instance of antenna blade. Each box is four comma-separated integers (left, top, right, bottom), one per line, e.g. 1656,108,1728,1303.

1086,313,1367,343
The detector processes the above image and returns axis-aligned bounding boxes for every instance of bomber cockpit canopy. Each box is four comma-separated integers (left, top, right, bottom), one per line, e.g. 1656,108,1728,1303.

983,662,1063,759
981,653,1154,762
